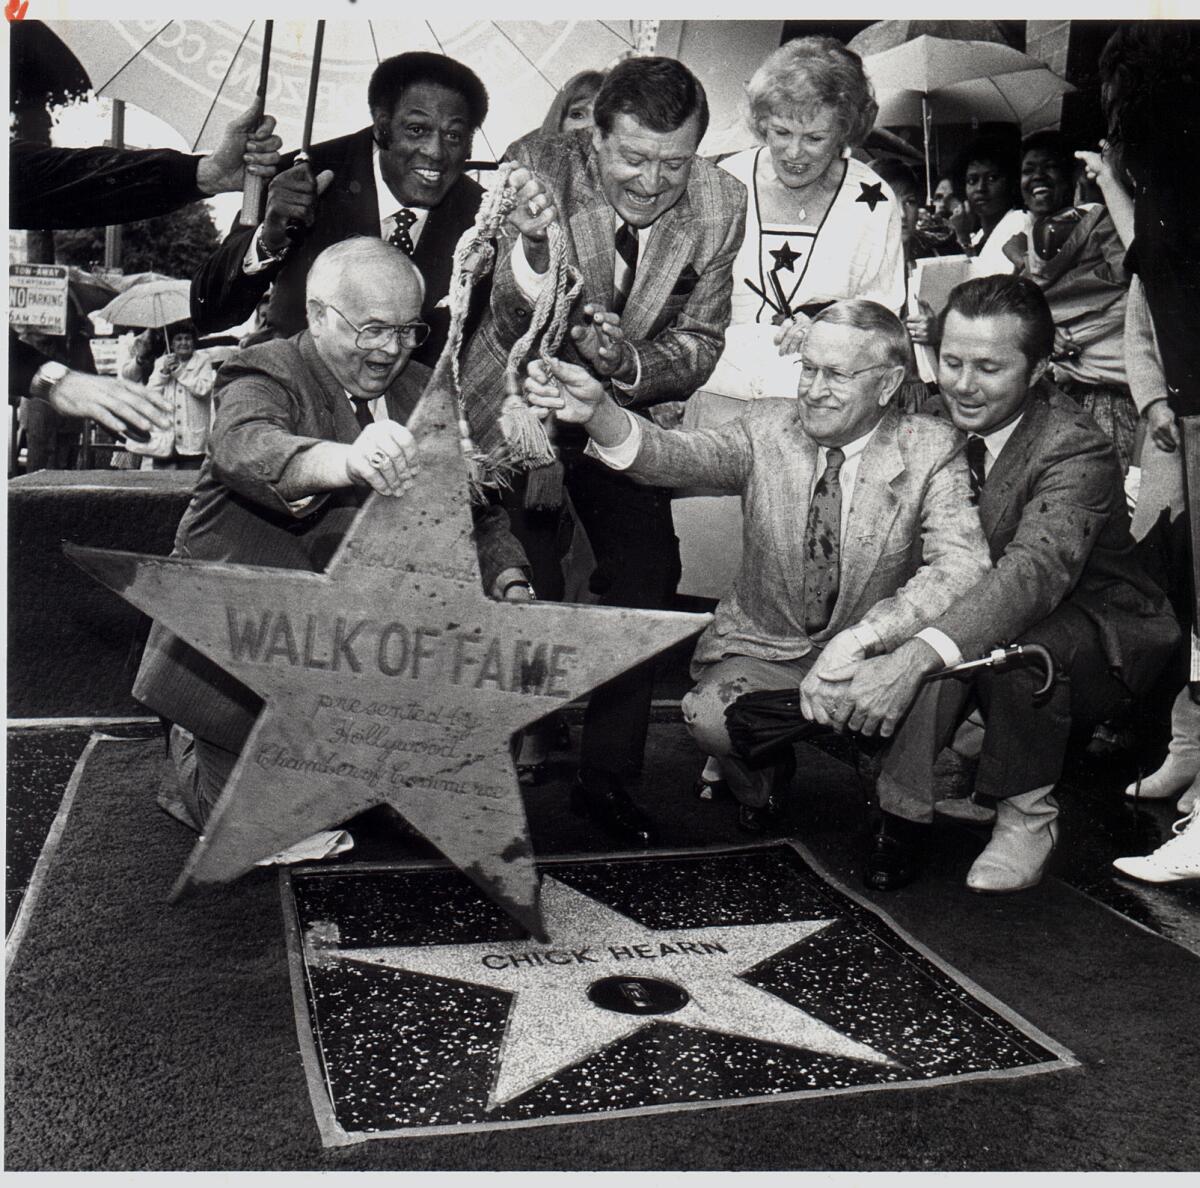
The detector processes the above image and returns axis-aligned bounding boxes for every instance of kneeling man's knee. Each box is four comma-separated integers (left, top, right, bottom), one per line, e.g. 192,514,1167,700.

682,682,734,757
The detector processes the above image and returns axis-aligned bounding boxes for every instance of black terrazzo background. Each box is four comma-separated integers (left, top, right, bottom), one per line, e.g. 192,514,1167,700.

291,846,1063,1135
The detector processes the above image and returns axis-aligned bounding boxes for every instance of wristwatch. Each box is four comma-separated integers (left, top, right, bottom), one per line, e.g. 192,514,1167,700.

252,223,291,264
30,361,70,402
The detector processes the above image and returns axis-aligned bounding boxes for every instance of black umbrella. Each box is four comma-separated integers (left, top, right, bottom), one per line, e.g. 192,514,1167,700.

724,644,1055,764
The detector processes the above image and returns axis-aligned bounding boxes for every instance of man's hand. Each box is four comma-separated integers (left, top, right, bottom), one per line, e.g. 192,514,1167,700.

46,371,173,438
344,420,420,496
523,357,606,424
570,303,629,378
823,638,942,738
260,161,336,254
773,313,812,357
523,357,634,450
798,669,853,731
506,165,556,273
1146,400,1180,453
811,628,868,682
196,99,284,196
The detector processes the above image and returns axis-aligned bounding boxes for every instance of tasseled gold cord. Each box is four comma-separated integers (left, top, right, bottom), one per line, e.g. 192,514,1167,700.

436,162,581,503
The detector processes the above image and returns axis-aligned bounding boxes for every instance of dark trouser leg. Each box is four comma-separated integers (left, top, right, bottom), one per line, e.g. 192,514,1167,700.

499,475,568,602
565,452,681,779
170,726,239,830
974,603,1131,801
877,677,973,824
1179,414,1200,633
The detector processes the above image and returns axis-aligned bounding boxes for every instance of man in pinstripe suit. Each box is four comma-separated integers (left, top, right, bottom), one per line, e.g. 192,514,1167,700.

460,56,748,846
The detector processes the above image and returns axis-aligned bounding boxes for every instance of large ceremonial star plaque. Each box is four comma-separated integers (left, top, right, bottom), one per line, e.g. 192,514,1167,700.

65,375,709,939
283,844,1076,1144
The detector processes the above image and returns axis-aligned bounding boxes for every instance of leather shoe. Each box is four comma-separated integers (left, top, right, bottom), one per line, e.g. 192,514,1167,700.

571,768,658,847
737,797,783,833
863,815,926,892
966,785,1058,893
735,749,795,834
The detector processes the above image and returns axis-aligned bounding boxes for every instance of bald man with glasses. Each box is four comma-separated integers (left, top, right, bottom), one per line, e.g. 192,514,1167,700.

522,298,991,873
136,238,530,834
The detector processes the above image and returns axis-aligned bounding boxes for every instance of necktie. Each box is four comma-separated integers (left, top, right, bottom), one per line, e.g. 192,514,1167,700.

388,208,418,256
802,446,845,636
350,397,374,432
966,434,988,505
612,221,639,315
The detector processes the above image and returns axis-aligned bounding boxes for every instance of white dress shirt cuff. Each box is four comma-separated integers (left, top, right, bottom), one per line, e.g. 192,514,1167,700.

611,344,642,394
242,224,287,275
583,409,643,470
510,235,550,302
847,622,882,656
915,627,964,669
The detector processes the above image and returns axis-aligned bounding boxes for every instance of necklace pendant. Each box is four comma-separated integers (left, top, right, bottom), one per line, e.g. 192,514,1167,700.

796,206,807,223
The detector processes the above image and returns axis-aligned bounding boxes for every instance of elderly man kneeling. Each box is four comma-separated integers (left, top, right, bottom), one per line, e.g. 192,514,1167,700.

136,238,529,839
523,299,991,889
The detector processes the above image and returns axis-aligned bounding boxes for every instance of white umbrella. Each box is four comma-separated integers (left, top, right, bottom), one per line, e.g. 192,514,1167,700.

93,279,191,329
863,35,1075,203
44,19,640,161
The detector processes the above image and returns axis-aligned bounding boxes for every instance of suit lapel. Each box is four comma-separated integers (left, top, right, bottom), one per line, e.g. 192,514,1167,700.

832,411,904,625
298,332,360,444
623,195,697,339
980,394,1045,545
782,422,820,616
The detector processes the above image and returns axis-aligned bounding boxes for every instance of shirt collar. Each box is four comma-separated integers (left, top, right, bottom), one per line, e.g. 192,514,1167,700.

373,145,428,239
819,422,878,464
978,413,1024,462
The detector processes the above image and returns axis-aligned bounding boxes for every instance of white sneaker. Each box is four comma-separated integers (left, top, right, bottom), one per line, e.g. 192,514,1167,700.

1112,805,1200,884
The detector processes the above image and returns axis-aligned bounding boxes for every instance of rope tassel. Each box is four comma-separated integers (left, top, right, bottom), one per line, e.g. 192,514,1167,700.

436,162,582,501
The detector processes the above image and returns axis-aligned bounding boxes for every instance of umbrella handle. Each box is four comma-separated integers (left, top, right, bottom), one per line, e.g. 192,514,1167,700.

240,175,268,229
238,21,274,229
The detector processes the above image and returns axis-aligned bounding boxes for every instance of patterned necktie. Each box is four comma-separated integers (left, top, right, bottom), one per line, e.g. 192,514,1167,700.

350,397,374,432
966,434,988,505
612,221,639,315
388,208,418,256
802,446,845,636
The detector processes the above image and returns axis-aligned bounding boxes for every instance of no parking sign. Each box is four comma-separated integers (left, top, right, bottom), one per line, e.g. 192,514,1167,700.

9,264,69,336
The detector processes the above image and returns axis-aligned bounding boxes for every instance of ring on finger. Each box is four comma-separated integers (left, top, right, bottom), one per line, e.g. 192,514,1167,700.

368,449,387,468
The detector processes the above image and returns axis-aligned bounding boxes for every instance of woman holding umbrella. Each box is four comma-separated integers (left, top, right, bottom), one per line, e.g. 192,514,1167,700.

128,323,215,470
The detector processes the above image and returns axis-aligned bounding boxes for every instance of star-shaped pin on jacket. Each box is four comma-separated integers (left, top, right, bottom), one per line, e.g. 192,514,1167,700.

856,181,887,212
66,367,710,942
768,241,801,273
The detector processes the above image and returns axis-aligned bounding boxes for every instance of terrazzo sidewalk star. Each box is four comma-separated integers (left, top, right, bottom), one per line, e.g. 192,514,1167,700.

338,875,892,1108
285,844,1078,1143
63,367,709,940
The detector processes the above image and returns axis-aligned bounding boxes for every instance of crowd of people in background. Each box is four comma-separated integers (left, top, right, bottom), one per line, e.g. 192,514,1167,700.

9,25,1199,890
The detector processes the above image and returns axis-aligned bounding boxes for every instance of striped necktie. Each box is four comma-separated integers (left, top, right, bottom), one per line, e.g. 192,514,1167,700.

612,221,639,315
388,208,418,256
966,434,987,505
802,446,845,636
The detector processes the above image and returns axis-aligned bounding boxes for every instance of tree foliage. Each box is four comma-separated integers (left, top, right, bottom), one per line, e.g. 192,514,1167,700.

10,21,91,142
54,203,221,280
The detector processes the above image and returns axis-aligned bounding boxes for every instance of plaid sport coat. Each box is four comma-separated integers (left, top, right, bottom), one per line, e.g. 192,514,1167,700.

458,128,747,452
